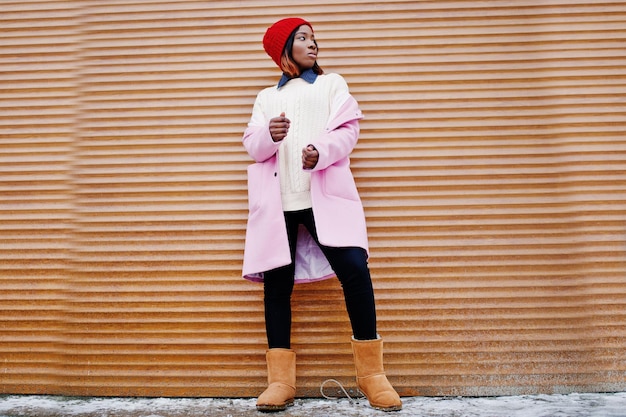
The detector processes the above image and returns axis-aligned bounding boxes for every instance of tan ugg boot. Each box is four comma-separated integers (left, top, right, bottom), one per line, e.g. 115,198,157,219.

351,336,402,411
256,348,296,412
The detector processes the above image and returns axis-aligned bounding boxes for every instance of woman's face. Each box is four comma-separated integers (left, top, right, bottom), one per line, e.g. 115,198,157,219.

291,25,318,70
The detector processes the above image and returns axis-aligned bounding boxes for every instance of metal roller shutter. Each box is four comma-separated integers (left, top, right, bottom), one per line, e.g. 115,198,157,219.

1,0,625,397
0,1,78,395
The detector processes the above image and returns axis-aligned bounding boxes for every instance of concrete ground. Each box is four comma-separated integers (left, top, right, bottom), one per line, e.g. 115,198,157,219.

1,393,626,417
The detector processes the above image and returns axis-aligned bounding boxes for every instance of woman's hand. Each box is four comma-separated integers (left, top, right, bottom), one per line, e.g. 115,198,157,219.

269,112,290,142
302,145,319,169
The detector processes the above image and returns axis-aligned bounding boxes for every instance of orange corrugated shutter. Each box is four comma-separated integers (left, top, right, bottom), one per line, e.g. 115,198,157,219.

0,0,77,394
1,0,625,397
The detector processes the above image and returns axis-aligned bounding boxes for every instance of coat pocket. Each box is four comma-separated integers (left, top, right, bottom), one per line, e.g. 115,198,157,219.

247,157,279,215
321,159,361,202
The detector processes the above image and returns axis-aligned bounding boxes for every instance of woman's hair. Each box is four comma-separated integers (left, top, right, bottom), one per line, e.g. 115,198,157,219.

280,27,324,78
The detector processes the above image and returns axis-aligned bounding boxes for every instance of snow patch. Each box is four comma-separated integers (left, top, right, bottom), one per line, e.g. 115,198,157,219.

0,393,625,417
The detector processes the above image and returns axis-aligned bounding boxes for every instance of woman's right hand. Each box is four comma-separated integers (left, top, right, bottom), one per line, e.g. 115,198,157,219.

269,112,290,142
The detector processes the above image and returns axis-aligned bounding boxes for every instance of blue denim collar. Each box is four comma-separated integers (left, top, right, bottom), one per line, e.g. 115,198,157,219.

277,68,318,89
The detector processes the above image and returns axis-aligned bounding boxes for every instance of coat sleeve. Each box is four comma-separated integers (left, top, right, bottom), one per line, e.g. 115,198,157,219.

308,94,364,172
242,92,282,163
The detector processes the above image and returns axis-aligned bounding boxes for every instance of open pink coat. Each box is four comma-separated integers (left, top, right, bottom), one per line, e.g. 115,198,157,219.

242,95,368,283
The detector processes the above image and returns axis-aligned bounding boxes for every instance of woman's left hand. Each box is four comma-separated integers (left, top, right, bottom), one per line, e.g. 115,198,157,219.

302,145,319,169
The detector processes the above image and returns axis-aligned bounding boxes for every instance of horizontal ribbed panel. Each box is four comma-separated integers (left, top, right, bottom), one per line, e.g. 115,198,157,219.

0,0,76,395
1,0,625,397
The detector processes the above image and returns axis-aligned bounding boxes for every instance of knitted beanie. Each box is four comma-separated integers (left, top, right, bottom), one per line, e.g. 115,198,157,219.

263,17,313,67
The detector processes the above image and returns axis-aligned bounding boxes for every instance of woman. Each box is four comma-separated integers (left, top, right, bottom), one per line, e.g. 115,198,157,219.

242,17,402,412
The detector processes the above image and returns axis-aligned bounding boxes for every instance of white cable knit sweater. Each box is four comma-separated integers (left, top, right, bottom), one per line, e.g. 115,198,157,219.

250,73,350,211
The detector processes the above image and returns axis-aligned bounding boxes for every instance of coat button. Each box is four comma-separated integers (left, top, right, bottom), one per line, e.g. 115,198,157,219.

274,172,277,177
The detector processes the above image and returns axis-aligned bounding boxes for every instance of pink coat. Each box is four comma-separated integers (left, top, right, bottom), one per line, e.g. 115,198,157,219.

242,96,368,283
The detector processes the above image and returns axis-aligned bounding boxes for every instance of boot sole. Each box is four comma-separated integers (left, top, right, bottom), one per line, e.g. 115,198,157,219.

256,399,294,412
371,404,402,412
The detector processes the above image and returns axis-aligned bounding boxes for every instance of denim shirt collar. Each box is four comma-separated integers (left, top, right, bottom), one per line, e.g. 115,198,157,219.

277,68,318,89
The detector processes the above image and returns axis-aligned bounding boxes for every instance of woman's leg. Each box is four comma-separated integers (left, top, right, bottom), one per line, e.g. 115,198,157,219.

299,209,378,340
257,212,303,411
263,264,295,349
262,211,300,349
298,209,401,411
322,245,378,340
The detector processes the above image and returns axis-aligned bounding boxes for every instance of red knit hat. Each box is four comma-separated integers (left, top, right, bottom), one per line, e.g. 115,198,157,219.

263,17,313,67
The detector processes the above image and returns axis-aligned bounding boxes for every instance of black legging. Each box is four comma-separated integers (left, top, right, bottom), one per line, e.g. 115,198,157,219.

263,208,377,348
